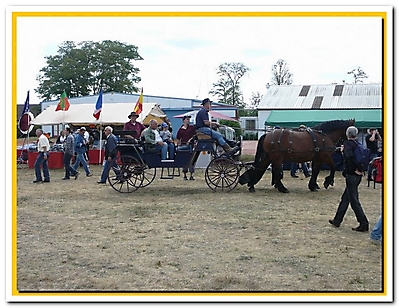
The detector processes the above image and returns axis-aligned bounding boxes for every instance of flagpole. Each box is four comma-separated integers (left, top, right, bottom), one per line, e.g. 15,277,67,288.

98,95,103,165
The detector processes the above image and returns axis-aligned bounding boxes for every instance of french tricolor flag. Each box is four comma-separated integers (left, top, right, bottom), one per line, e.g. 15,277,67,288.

93,88,103,120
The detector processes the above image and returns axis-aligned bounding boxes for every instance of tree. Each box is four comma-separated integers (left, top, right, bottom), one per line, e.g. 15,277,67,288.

347,67,369,83
209,62,250,108
249,91,263,109
35,40,144,100
271,59,293,85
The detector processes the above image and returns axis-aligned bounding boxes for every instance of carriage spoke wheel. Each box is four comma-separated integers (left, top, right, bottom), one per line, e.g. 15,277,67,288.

205,157,240,192
140,166,157,187
108,155,144,193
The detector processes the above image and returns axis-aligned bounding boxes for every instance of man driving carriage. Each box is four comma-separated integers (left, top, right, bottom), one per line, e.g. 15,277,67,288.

195,98,240,155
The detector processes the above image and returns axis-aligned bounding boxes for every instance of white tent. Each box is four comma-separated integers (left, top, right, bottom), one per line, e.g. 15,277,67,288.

31,102,166,126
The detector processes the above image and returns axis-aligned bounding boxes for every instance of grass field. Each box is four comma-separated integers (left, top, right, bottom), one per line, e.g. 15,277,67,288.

15,163,384,295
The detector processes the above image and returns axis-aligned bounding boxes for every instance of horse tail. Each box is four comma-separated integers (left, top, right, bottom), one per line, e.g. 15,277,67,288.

253,133,267,167
238,133,269,186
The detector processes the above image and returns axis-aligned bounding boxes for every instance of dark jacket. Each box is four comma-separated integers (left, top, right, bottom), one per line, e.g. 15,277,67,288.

343,139,361,176
105,133,118,159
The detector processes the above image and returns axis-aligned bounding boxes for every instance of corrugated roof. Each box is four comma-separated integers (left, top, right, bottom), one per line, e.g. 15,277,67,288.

258,83,382,109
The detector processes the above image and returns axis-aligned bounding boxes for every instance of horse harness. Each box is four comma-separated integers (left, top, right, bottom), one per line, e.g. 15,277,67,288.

270,128,335,161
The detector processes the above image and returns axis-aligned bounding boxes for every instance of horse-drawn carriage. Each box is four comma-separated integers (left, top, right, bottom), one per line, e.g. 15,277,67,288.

105,130,250,193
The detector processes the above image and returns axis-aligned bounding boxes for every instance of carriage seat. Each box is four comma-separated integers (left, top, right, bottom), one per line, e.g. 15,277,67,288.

194,132,213,140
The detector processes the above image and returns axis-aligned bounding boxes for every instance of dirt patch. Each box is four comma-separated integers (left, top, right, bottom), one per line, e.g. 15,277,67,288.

16,164,383,292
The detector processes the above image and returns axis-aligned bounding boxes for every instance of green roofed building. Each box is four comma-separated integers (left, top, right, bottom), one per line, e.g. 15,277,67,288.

257,83,382,138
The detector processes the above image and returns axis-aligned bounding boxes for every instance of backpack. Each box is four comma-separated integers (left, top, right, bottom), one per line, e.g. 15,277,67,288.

371,157,383,183
353,140,371,172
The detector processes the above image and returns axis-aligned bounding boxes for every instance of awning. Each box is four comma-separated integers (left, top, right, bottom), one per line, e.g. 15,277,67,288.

265,109,382,128
31,102,166,126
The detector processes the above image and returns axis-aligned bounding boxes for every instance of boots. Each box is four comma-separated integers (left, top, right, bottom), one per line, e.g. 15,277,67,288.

222,144,233,152
222,144,239,156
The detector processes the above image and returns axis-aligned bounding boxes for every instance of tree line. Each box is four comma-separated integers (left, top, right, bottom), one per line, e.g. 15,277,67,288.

35,40,368,110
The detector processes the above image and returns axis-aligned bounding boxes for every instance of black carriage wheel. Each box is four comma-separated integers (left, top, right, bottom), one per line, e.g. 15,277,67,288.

205,157,240,192
140,167,156,188
107,155,144,193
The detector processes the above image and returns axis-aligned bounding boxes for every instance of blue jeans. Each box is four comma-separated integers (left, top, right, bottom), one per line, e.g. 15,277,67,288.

100,158,121,183
156,143,175,160
197,127,226,146
333,174,368,226
73,152,91,175
34,152,50,181
63,153,77,178
370,215,382,241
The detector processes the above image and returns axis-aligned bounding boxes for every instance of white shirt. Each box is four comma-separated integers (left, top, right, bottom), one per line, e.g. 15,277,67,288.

84,131,90,142
37,134,50,153
152,129,163,143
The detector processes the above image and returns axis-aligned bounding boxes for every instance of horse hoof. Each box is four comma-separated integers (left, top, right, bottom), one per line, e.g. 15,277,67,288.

248,187,255,193
309,187,318,192
279,188,289,193
315,185,320,190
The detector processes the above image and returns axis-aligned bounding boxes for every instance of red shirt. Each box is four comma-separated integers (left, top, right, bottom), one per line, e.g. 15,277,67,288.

123,121,146,139
176,124,196,144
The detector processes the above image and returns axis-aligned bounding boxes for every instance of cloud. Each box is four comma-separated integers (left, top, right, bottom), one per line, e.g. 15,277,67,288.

15,14,383,106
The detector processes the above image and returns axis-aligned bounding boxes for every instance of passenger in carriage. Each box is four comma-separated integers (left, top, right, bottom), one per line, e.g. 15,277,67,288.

123,111,146,143
195,98,239,155
143,119,175,160
159,122,173,144
176,115,196,180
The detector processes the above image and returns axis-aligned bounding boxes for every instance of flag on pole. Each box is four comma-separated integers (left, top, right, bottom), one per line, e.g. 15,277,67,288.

55,90,70,111
133,87,143,114
93,88,103,120
21,90,30,116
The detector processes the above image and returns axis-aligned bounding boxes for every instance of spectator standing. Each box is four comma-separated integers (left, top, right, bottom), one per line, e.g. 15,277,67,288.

33,128,51,183
370,215,382,245
176,115,196,180
62,127,79,180
329,126,369,232
97,126,121,184
365,128,382,181
73,127,93,177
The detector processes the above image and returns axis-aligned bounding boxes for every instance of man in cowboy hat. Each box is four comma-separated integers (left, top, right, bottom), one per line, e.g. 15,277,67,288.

195,98,239,155
124,111,146,141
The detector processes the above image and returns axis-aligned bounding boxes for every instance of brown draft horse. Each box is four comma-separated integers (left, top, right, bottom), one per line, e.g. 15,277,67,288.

239,119,355,193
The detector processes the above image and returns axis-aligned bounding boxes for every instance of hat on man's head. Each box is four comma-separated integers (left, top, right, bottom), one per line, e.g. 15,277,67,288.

80,127,86,131
128,111,139,119
161,122,168,128
182,115,191,121
201,98,212,105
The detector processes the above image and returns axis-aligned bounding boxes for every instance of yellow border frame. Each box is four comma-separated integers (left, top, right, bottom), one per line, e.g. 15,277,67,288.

11,10,388,299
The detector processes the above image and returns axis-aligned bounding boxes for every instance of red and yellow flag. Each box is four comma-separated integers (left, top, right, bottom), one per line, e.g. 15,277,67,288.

55,90,70,111
133,88,143,114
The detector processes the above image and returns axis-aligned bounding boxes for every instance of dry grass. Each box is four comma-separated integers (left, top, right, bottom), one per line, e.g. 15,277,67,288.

16,164,383,293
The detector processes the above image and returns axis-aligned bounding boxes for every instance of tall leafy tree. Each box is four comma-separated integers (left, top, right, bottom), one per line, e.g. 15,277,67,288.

271,59,293,85
35,40,143,100
347,66,369,83
209,62,250,108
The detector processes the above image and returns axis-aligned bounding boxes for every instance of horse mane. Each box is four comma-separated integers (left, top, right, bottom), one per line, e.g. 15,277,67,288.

311,119,354,133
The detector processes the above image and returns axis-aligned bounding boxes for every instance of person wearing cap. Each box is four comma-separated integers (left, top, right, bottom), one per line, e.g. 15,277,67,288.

123,111,146,141
195,98,237,154
159,122,173,144
79,126,90,161
365,127,382,181
176,115,196,180
142,119,175,160
72,127,93,177
329,126,369,232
